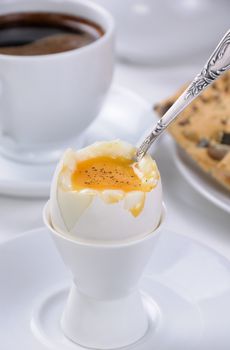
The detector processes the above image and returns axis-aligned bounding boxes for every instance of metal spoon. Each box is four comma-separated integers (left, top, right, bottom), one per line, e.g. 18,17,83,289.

136,29,230,161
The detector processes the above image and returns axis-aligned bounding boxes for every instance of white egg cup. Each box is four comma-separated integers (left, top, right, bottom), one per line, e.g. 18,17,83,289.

43,201,166,349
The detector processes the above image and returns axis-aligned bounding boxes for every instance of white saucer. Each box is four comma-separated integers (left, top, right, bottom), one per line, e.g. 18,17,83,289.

1,227,230,350
171,142,230,213
0,85,154,198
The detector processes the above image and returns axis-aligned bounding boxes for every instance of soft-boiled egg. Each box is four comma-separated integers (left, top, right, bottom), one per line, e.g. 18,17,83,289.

50,140,162,242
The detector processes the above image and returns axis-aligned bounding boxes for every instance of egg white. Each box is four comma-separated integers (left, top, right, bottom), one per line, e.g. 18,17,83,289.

50,140,162,242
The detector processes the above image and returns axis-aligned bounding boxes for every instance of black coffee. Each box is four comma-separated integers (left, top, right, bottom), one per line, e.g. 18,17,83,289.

0,12,104,56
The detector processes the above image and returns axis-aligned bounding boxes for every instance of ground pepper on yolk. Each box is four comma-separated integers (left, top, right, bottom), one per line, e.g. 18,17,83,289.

71,156,144,192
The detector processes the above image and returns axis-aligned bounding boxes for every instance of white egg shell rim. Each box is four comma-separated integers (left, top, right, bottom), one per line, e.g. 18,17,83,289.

51,179,162,243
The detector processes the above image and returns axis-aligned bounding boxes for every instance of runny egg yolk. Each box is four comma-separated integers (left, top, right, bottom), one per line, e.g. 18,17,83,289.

71,156,145,192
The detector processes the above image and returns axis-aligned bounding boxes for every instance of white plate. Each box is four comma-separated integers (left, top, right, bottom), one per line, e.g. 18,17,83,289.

1,227,230,350
0,85,154,198
171,142,230,214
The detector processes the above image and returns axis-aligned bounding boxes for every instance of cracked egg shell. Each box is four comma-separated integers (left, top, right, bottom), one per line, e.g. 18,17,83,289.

50,140,162,243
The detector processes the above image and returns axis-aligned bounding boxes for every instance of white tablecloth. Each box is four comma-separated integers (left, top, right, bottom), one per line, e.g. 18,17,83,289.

0,61,229,259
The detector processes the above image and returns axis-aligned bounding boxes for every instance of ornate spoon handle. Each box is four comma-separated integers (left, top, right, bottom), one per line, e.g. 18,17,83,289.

136,29,230,161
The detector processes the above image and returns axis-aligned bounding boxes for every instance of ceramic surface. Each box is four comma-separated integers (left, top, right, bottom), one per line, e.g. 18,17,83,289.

1,227,230,349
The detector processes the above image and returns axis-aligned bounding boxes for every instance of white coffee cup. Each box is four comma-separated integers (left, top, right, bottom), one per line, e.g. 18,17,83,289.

0,0,114,163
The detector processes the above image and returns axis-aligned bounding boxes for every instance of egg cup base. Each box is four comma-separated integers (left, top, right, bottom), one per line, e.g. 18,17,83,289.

61,283,150,349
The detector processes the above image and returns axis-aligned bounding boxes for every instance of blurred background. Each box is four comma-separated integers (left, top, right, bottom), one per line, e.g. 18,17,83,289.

94,0,230,65
92,0,230,101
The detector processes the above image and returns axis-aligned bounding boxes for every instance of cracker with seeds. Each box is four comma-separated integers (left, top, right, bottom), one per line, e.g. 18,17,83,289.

154,72,230,191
